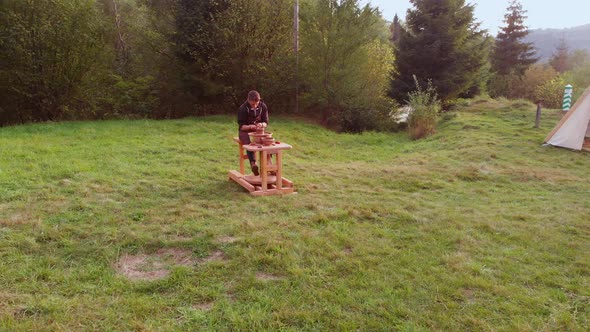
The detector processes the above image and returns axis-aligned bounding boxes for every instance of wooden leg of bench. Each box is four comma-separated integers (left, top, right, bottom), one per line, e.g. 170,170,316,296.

239,145,245,174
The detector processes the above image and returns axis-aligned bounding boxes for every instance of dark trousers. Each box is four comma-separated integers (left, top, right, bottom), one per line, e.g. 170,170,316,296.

246,151,255,164
239,131,256,164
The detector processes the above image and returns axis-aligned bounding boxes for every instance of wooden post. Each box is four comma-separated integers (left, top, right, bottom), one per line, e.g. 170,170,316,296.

276,151,283,190
535,99,543,128
261,151,268,191
239,143,245,174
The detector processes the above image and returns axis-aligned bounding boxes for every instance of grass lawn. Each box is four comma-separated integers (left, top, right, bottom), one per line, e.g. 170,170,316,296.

0,99,588,331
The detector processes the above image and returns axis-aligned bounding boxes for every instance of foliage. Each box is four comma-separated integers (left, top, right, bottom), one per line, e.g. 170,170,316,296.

489,64,559,101
568,49,590,70
569,63,590,99
390,0,491,104
533,76,567,108
389,14,402,46
491,0,537,76
172,0,297,111
300,0,396,132
406,77,441,139
549,38,571,73
0,0,105,125
488,74,523,99
520,64,559,100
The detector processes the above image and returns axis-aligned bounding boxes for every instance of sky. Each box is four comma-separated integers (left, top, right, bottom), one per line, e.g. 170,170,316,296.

360,0,590,35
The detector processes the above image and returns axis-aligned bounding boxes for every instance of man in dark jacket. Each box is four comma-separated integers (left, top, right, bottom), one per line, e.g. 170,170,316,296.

237,90,269,176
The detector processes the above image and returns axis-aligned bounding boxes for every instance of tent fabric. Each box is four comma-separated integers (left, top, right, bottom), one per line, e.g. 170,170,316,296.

545,86,590,151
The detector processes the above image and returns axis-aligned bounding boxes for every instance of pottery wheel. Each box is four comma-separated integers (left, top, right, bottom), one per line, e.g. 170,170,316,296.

243,175,277,185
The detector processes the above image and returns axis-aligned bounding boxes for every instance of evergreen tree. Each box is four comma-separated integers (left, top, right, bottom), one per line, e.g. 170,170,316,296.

491,0,537,75
390,0,490,103
549,38,571,73
389,14,402,45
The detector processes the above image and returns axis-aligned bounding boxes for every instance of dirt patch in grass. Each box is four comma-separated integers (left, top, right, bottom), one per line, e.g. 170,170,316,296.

216,236,238,244
255,272,283,281
0,211,37,226
192,302,214,311
201,250,225,263
115,248,196,281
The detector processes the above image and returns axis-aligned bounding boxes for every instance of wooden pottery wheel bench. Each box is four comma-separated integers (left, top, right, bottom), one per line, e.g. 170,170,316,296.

228,137,295,196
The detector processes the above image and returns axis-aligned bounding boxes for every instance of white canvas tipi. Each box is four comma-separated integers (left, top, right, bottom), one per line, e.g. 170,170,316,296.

544,86,590,151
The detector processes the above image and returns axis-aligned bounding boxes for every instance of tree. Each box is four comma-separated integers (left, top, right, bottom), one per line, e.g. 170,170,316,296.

568,49,590,69
491,0,537,76
390,0,490,103
171,0,296,110
300,0,394,132
389,14,402,45
0,0,105,124
549,38,571,73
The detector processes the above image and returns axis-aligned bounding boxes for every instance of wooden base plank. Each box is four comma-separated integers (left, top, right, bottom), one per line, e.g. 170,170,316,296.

229,171,295,195
281,177,294,188
228,170,255,192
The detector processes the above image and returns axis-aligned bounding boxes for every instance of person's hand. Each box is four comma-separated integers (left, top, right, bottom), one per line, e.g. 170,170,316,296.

256,123,263,129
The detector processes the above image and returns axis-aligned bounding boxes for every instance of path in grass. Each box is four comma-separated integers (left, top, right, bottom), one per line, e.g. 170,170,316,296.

0,99,588,330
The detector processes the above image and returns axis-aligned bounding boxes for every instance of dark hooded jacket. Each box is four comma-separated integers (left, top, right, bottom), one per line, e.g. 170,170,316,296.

237,100,269,143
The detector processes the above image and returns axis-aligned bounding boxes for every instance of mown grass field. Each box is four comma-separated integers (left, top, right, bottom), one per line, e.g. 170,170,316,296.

0,99,588,331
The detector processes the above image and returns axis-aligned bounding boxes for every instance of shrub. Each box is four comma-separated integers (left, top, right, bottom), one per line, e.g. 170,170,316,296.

337,98,399,133
488,74,525,99
406,77,441,139
533,76,567,109
521,64,559,101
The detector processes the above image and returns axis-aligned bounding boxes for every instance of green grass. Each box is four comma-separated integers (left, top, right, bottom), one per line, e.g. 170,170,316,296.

0,100,588,331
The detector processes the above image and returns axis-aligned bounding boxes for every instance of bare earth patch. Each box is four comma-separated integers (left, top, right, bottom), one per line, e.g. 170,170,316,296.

255,272,283,281
216,236,239,244
201,250,225,263
192,302,214,311
115,248,195,281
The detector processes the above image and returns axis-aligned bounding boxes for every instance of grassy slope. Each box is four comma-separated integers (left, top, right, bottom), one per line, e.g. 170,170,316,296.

0,99,588,331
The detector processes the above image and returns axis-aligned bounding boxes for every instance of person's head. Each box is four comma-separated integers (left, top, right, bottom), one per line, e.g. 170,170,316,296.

247,90,261,109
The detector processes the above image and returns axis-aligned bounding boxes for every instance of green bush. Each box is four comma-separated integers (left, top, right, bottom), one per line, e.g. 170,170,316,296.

407,78,441,139
338,98,399,133
488,74,525,99
533,77,567,109
521,65,559,101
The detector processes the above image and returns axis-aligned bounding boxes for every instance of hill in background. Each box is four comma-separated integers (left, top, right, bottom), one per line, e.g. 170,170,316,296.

524,23,590,62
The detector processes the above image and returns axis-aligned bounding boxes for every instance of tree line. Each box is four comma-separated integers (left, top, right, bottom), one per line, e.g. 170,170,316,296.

1,0,590,131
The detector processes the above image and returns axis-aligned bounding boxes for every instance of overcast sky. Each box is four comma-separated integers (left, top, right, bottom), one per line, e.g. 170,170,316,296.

360,0,590,35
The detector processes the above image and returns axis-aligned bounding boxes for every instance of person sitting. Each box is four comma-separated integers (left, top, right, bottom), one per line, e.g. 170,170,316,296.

237,90,269,176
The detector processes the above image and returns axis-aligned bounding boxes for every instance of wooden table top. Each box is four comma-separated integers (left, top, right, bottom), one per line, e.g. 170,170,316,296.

243,142,292,152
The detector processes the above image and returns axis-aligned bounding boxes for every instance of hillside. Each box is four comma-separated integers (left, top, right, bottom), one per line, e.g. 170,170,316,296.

0,100,588,330
525,23,590,62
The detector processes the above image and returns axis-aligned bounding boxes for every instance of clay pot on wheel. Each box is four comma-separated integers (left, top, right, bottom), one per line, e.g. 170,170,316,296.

249,131,272,144
261,137,275,146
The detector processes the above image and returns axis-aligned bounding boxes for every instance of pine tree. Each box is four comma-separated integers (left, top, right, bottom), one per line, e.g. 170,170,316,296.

390,0,490,103
491,0,537,75
389,14,402,45
549,38,570,73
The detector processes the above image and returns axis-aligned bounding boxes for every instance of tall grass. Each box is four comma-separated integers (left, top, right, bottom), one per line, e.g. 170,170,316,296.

406,77,441,139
